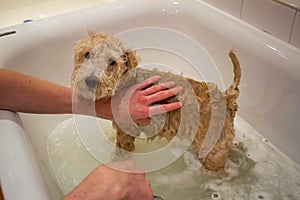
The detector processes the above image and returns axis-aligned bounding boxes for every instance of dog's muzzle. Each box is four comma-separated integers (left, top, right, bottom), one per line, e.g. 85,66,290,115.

85,75,99,89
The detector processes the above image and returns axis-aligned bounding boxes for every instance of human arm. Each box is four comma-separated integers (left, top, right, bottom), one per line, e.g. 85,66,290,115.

0,69,182,122
0,69,72,114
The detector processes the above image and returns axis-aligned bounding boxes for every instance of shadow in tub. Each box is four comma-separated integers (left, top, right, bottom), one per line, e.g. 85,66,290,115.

47,115,300,200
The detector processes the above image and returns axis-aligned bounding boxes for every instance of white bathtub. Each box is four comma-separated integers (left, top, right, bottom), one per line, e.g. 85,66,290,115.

0,0,299,199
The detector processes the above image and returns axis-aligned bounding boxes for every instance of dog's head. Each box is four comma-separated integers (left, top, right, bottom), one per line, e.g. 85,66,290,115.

72,31,139,100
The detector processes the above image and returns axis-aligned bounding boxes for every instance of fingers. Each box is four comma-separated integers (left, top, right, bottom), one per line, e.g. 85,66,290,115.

135,75,161,90
142,81,175,95
133,101,182,123
146,86,183,104
149,102,183,116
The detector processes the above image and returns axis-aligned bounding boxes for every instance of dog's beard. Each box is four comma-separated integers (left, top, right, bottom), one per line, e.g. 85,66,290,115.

74,81,97,100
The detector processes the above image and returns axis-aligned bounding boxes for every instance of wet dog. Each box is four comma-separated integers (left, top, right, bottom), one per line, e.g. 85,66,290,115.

72,32,241,173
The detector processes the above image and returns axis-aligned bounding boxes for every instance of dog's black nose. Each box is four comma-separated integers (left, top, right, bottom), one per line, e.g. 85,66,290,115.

85,75,99,88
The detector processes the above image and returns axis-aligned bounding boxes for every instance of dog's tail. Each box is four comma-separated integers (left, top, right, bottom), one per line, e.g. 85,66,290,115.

225,50,241,118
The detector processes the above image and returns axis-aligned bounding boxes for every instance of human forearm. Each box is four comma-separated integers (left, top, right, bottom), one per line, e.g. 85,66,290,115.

0,69,72,114
0,69,118,119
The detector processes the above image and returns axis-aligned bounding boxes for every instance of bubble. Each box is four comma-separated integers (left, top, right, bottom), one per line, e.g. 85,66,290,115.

258,195,264,199
211,192,220,199
264,139,269,143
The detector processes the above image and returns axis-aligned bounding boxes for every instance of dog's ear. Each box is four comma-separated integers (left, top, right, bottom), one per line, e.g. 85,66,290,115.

125,50,140,69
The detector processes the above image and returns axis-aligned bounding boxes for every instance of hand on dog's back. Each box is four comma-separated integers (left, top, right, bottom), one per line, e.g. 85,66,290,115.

110,75,183,124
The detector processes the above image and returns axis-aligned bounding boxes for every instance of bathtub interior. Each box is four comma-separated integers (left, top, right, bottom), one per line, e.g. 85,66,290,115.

1,0,300,199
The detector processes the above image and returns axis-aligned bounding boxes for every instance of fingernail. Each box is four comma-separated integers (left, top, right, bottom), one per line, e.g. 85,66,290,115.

153,75,161,81
174,86,183,93
164,81,175,88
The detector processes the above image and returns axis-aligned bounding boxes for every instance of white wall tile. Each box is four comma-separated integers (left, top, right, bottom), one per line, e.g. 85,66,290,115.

241,0,296,42
201,0,243,18
290,10,300,48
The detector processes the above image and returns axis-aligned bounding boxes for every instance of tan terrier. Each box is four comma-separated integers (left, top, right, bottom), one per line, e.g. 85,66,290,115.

72,32,241,173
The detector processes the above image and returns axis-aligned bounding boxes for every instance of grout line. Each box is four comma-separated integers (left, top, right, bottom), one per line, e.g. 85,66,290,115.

239,0,244,19
288,10,298,43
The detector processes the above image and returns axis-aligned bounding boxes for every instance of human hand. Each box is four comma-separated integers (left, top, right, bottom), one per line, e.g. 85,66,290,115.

63,160,153,200
111,75,183,123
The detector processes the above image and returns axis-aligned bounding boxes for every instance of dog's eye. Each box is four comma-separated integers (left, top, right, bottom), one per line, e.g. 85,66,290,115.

121,54,128,61
108,58,116,65
85,52,90,59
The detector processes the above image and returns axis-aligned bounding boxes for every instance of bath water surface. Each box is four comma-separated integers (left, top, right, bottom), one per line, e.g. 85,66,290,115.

47,116,300,200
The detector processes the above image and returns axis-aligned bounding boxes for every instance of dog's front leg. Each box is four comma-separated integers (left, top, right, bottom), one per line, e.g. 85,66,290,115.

113,122,136,154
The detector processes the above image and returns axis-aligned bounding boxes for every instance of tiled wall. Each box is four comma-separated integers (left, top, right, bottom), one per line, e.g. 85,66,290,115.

201,0,300,49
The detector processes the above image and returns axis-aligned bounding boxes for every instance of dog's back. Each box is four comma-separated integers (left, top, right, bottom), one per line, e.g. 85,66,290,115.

114,51,241,174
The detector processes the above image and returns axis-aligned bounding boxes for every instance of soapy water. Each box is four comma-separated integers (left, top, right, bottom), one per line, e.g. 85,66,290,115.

47,115,300,199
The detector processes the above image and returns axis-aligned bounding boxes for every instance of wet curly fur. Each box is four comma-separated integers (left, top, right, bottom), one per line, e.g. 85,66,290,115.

72,32,241,173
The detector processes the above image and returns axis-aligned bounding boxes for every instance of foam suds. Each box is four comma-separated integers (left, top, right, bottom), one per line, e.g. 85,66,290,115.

147,116,300,199
47,116,300,199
